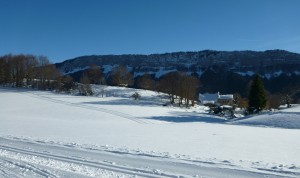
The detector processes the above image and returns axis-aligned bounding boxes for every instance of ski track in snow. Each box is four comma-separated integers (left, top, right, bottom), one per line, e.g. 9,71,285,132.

0,145,177,178
0,158,57,178
0,137,294,178
22,91,152,125
0,159,23,178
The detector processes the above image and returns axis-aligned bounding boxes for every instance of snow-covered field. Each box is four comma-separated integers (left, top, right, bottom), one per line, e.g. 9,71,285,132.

0,87,299,177
232,107,300,129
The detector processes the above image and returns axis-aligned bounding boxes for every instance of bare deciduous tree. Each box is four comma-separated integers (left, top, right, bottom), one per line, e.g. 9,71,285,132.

79,74,93,96
35,56,59,90
24,55,38,86
108,65,133,87
11,55,26,87
158,72,180,104
135,74,156,90
85,64,105,84
158,72,199,107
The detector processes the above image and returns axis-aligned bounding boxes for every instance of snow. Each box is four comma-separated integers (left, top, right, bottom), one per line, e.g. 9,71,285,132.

102,65,179,79
218,94,233,100
265,73,272,79
62,66,89,75
263,71,286,79
273,70,283,77
155,68,177,78
294,71,300,75
235,71,255,76
0,87,300,177
102,64,117,74
0,148,127,178
231,105,300,129
196,70,204,76
236,70,300,79
133,72,153,77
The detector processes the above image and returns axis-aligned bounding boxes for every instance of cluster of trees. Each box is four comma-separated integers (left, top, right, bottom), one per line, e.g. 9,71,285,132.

157,72,199,107
266,85,300,109
0,54,76,92
107,65,133,87
135,74,156,90
246,74,298,114
78,64,105,96
0,54,58,89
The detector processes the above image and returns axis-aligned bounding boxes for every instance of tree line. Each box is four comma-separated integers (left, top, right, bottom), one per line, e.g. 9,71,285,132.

0,54,77,92
0,55,200,107
0,54,57,89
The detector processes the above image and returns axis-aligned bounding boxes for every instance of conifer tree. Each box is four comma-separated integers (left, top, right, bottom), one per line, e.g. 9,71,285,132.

248,74,267,113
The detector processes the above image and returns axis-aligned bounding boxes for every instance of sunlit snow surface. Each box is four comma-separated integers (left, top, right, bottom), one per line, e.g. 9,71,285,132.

0,87,299,177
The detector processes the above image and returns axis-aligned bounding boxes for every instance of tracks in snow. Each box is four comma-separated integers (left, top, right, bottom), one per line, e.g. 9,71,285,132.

22,91,152,124
0,158,58,178
0,144,178,178
0,136,293,178
0,159,23,178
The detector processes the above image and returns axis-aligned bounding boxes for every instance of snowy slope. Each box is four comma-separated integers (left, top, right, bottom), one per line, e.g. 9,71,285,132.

231,106,300,129
0,87,300,177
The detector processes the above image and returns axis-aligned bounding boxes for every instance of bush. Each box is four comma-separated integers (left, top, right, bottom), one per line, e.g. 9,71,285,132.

78,84,93,96
131,92,141,100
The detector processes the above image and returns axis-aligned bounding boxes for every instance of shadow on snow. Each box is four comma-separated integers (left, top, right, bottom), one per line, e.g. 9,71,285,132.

145,112,227,123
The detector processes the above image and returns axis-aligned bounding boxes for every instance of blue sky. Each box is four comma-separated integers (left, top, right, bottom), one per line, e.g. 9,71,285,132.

1,0,300,62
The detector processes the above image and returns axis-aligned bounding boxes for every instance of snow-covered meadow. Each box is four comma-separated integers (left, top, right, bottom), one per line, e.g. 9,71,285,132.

0,86,299,177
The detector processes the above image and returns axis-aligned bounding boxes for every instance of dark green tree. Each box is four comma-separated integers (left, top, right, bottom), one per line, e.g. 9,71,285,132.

248,74,267,113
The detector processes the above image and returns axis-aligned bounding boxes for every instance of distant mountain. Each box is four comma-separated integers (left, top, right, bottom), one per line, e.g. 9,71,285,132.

55,50,300,100
56,50,300,78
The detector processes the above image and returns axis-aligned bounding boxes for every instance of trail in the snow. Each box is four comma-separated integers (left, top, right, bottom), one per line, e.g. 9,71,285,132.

0,159,23,178
0,137,293,178
0,145,178,178
22,91,152,124
2,158,57,178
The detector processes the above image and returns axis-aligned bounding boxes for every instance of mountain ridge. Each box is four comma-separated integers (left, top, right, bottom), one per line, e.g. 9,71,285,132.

56,49,300,77
55,49,300,100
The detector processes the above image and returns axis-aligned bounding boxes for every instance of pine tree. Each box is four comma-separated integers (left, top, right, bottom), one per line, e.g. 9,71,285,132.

248,74,267,113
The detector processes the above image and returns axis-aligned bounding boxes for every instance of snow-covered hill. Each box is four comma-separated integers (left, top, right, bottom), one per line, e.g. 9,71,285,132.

0,87,300,177
231,105,300,129
55,50,300,100
56,50,300,79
